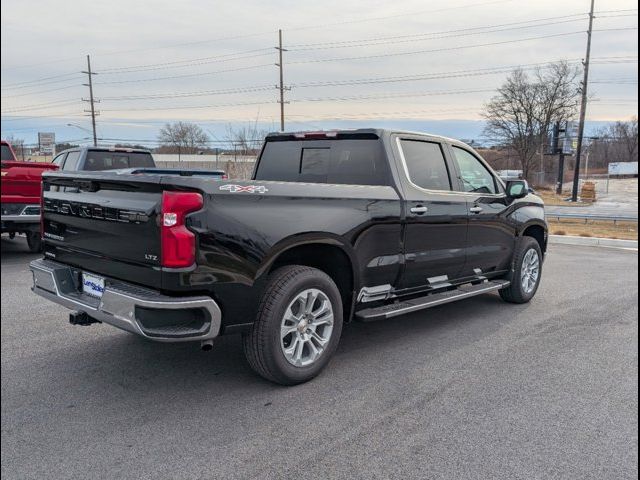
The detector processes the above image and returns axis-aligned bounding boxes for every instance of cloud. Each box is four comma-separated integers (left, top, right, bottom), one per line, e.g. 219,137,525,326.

1,0,637,142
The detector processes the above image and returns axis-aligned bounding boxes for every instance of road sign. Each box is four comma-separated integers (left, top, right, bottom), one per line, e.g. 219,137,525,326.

609,162,638,176
38,132,55,155
562,121,579,155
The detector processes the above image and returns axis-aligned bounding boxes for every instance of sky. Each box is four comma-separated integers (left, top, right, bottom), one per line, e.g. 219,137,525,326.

1,0,637,147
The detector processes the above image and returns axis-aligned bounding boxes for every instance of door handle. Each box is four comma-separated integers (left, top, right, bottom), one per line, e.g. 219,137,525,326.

410,205,428,215
469,206,483,214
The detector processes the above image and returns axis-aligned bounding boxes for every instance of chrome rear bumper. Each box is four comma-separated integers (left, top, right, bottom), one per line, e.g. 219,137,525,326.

29,258,222,342
1,214,40,223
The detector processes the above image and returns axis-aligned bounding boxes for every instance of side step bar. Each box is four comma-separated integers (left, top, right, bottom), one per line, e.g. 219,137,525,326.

355,280,510,322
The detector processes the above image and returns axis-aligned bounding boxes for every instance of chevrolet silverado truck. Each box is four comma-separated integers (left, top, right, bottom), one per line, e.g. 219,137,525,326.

1,140,58,252
30,129,547,385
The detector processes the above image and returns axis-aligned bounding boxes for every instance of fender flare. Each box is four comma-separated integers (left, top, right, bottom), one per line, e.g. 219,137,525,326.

255,232,360,288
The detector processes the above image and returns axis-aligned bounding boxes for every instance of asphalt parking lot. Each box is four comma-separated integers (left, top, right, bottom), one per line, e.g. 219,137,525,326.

1,236,638,480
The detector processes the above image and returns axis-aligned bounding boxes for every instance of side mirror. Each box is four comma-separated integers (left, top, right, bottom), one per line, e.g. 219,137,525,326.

506,180,529,199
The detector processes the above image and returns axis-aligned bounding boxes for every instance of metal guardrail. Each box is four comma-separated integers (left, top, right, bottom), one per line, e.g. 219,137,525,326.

545,213,638,223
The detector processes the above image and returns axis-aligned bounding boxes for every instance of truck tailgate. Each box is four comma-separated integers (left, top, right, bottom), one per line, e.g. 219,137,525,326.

1,161,58,203
42,174,164,289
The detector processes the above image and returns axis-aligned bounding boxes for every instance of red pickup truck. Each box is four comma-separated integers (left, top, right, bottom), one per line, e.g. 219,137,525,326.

1,140,58,251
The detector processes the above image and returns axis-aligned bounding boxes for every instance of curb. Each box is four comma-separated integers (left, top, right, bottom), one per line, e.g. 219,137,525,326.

549,235,638,249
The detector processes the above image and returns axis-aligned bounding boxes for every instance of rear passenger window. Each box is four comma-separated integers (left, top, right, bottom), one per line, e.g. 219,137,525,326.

400,140,451,191
62,151,81,171
52,153,67,167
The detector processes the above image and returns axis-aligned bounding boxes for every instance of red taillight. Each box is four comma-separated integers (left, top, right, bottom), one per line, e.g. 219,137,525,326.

160,191,203,268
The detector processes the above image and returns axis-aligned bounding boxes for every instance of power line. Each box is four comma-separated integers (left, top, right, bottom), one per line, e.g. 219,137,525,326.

97,50,275,75
1,72,80,89
292,60,584,88
592,27,639,32
293,88,494,103
100,100,277,112
0,84,81,99
1,112,85,122
93,60,568,103
594,8,638,14
82,32,276,62
288,15,591,50
288,31,587,65
101,85,274,101
98,87,494,113
1,99,81,114
284,0,515,32
89,56,637,100
1,77,83,91
93,63,273,86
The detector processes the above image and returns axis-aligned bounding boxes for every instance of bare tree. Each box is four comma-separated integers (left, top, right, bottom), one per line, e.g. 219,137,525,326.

223,123,268,179
157,122,209,154
611,116,638,163
590,117,638,169
482,62,580,180
5,135,26,160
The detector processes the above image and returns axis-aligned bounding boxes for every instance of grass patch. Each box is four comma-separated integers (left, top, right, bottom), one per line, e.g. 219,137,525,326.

547,219,638,240
535,188,591,206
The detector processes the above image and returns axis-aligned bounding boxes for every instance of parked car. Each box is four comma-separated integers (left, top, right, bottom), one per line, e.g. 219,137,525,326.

52,146,226,177
30,129,547,384
496,169,524,182
52,146,157,171
1,140,58,252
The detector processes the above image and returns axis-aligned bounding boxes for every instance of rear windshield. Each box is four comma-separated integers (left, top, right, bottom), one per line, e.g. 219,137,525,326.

83,151,155,171
1,144,15,161
255,139,390,186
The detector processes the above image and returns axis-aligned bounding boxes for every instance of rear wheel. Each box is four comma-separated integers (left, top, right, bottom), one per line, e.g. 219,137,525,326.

499,236,542,304
26,231,42,253
243,265,343,385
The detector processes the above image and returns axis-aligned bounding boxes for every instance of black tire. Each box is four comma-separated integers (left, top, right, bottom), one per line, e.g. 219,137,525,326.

26,231,42,253
499,236,543,304
243,265,343,385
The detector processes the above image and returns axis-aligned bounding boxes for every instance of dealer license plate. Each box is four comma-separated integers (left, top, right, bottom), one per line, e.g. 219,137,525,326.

82,272,105,298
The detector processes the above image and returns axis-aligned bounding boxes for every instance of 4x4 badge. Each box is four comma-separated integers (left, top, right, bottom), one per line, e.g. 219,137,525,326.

220,184,269,194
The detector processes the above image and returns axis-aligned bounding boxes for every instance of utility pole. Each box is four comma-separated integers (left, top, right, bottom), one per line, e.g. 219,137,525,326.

557,151,566,195
551,121,566,195
82,54,99,147
275,29,289,132
571,0,595,202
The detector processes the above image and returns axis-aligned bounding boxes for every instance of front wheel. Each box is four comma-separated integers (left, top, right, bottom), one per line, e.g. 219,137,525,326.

243,265,343,385
499,236,543,304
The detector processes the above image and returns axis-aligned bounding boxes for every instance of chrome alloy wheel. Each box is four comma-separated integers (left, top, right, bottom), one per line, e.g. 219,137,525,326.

280,288,334,367
521,248,540,294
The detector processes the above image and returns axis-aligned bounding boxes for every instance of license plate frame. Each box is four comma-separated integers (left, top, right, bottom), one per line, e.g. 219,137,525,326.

82,272,105,298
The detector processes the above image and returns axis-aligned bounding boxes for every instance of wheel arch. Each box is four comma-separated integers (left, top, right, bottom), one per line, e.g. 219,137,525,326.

257,234,359,321
520,221,548,255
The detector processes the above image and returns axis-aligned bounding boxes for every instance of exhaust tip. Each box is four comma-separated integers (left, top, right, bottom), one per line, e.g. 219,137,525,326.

201,339,214,351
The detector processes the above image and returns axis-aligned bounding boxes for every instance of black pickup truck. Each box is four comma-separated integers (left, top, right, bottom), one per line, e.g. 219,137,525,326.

30,129,547,385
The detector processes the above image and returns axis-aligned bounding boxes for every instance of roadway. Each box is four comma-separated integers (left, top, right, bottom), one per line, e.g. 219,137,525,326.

1,236,638,479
